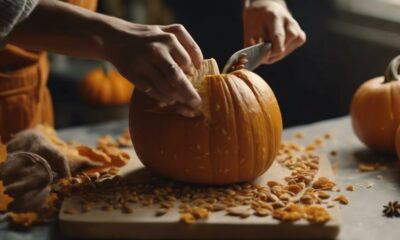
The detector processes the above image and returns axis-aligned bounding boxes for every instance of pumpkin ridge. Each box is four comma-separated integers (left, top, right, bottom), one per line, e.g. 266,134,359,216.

253,84,272,176
233,71,280,175
208,76,235,184
206,77,214,183
226,75,256,182
220,76,240,183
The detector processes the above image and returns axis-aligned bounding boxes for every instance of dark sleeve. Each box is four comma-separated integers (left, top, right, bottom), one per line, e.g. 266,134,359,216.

0,0,39,41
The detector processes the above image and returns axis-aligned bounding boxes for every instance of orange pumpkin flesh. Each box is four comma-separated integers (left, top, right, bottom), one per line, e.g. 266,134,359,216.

80,63,134,106
130,59,282,185
350,56,400,153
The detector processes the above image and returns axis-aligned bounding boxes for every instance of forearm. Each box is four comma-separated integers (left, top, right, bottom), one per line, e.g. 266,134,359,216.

4,0,121,60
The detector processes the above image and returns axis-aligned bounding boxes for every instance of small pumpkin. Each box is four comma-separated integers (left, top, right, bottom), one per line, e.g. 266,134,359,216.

79,63,134,106
350,55,400,153
129,59,282,185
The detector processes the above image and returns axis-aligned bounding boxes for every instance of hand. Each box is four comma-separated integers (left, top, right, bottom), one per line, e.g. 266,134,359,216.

106,23,204,117
243,0,306,64
7,129,71,178
0,152,52,212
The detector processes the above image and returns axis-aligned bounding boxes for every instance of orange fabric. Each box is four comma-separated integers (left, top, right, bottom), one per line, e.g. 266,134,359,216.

0,45,54,142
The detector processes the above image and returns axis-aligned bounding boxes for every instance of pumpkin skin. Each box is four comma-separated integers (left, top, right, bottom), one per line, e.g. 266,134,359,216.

396,126,400,159
350,56,400,153
80,64,134,106
129,59,282,185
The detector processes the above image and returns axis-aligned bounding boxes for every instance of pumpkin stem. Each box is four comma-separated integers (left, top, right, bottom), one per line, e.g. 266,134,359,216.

101,62,114,76
384,55,400,83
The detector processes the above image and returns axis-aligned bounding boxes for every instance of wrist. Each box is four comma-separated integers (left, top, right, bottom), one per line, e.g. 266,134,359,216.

78,13,125,61
92,14,139,63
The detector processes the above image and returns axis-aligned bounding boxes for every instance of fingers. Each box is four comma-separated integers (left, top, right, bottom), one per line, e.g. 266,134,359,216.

162,24,203,69
243,19,259,47
284,20,306,49
267,41,301,64
110,23,203,116
141,66,179,106
264,19,306,64
156,33,193,76
242,2,306,64
154,53,201,109
266,14,286,55
173,102,202,118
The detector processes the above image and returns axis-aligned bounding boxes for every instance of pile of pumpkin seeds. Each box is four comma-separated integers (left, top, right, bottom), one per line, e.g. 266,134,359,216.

60,135,345,224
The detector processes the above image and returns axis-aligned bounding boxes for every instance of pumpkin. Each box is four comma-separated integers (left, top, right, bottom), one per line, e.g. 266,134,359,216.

79,63,134,106
61,0,97,11
350,55,400,153
0,45,54,143
129,59,282,185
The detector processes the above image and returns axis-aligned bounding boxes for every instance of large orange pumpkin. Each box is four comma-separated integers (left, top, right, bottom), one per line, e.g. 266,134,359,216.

129,59,282,184
351,55,400,153
80,63,134,106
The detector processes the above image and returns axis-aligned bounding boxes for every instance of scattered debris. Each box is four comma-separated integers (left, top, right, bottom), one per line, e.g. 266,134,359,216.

345,184,354,192
333,195,349,205
366,182,374,189
357,163,386,172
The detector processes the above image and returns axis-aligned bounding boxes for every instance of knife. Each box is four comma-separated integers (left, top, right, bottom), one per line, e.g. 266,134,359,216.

222,42,272,74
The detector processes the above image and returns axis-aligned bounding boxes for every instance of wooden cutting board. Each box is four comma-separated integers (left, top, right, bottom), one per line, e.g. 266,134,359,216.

60,148,341,239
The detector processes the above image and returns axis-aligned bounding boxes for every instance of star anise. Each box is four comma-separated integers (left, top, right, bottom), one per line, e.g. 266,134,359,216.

382,201,400,217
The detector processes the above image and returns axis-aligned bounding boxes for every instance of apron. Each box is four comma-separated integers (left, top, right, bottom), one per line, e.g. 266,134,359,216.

0,0,97,142
0,45,54,142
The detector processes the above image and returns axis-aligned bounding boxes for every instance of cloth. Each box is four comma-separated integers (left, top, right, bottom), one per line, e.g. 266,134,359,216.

0,0,39,41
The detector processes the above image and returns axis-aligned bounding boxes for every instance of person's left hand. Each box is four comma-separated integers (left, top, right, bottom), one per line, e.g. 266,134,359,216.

243,0,306,64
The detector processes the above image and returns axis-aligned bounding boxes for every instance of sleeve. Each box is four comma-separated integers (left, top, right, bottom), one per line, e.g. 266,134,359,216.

0,0,39,40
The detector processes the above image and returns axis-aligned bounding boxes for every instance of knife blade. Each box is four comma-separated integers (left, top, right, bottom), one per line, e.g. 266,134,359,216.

222,42,272,74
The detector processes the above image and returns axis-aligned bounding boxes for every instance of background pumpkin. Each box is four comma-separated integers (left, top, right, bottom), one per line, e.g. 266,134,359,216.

350,55,400,153
79,63,134,106
61,0,97,11
129,59,282,185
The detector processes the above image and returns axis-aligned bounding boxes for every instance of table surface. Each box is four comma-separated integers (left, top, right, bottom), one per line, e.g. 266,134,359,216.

1,116,399,240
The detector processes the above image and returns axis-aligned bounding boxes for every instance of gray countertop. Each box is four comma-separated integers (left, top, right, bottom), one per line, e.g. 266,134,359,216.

1,116,399,240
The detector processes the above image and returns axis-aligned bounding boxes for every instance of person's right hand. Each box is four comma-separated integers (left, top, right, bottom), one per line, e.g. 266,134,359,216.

0,152,52,212
106,23,204,118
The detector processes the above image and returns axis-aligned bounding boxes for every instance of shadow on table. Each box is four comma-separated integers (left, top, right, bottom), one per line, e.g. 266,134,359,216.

353,147,400,183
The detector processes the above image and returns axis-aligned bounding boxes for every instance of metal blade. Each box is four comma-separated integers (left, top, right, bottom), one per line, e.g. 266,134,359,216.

222,42,272,73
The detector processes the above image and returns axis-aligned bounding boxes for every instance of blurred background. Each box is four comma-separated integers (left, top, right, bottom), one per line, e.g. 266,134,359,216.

49,0,400,128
